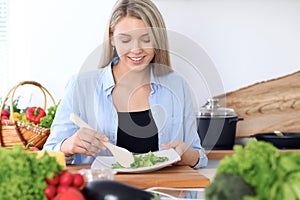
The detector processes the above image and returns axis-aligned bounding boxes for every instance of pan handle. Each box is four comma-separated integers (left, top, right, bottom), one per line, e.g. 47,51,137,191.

229,117,244,124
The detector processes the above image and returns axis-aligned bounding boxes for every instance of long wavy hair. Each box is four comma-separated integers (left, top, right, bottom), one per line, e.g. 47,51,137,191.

98,0,172,76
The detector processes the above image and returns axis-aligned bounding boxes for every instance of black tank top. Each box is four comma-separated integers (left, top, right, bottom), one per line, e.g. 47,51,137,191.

116,110,158,154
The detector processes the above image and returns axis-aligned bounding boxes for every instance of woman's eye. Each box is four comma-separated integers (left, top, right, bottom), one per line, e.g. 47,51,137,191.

141,36,151,43
121,40,130,43
141,39,151,43
117,35,131,43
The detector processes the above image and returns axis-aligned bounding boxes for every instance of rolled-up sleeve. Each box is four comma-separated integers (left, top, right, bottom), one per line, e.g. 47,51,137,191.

182,80,208,169
43,76,79,152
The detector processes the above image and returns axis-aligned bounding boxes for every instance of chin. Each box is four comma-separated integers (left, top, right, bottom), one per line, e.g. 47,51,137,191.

125,60,150,72
129,64,149,72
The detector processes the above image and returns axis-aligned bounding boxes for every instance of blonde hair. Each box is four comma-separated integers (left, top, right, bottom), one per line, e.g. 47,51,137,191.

98,0,172,76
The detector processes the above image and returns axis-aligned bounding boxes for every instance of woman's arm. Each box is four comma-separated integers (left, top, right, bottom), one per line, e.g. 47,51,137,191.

161,140,199,167
161,76,208,168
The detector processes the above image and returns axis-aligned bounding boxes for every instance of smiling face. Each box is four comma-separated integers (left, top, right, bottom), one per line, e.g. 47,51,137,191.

111,16,155,72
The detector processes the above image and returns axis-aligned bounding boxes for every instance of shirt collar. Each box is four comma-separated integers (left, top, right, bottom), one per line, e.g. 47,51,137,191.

150,64,159,94
102,62,115,93
102,59,159,94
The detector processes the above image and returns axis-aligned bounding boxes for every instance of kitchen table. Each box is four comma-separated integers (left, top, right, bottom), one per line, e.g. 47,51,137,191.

66,164,210,189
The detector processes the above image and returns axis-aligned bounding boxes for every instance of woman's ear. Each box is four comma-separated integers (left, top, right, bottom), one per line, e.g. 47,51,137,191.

110,33,115,47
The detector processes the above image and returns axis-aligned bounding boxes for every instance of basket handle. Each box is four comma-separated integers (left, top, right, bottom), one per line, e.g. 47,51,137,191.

0,81,56,122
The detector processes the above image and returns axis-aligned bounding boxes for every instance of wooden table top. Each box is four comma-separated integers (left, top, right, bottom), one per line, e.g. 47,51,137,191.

66,164,210,189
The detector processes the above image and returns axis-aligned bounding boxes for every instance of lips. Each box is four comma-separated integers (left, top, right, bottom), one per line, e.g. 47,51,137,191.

128,56,145,64
130,57,143,61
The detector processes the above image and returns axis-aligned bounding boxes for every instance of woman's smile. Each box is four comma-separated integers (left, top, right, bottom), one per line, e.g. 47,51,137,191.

128,56,145,64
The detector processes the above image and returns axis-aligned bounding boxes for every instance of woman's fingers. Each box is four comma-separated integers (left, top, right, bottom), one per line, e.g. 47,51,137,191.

77,138,100,156
62,127,109,156
78,128,108,147
161,140,199,167
161,140,189,156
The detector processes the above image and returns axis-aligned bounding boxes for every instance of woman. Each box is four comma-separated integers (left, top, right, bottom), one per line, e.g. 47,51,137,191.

43,0,208,168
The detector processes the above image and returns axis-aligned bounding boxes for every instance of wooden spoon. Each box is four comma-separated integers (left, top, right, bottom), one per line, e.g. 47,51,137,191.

70,113,134,168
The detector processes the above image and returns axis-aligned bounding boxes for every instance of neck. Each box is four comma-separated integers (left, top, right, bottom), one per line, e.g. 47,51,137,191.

113,63,151,89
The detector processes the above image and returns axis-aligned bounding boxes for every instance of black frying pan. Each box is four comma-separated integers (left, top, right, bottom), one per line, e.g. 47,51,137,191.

253,132,300,149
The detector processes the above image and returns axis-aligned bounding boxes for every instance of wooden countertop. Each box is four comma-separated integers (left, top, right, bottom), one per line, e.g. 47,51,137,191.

66,164,210,189
115,165,210,189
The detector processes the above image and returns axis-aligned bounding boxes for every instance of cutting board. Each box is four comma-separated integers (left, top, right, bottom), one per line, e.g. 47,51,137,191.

114,165,210,189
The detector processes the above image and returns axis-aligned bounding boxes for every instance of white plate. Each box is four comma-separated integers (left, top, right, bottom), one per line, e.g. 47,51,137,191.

91,149,181,173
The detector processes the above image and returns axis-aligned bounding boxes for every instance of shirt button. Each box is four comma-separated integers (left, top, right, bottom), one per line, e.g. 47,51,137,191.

160,132,163,136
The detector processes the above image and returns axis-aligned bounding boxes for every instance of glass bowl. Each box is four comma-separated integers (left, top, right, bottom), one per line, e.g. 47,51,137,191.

79,168,117,182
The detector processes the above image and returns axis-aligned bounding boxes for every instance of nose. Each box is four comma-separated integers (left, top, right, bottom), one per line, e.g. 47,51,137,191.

130,39,142,54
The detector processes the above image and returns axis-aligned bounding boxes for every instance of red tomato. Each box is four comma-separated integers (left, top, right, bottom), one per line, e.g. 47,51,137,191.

53,187,86,200
28,146,39,151
72,173,85,188
57,185,70,194
44,185,56,199
59,171,74,186
45,173,60,186
1,109,9,117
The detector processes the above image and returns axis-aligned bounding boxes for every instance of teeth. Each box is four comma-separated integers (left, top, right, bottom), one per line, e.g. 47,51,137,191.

130,57,142,61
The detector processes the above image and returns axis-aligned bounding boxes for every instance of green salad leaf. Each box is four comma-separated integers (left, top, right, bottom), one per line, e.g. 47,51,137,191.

38,100,61,128
0,145,63,200
112,151,169,169
212,140,300,200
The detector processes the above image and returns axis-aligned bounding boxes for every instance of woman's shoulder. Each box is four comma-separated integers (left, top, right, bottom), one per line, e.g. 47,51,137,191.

68,67,110,85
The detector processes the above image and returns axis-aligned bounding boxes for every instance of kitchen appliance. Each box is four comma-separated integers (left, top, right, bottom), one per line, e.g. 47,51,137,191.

196,99,243,150
253,132,300,149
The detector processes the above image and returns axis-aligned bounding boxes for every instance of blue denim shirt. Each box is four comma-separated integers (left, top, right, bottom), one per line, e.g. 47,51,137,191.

43,64,208,168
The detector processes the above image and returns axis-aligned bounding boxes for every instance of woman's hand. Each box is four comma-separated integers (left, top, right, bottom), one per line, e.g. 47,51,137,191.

161,140,199,167
61,127,109,157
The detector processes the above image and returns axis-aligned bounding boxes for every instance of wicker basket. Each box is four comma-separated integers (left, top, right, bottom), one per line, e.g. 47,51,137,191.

0,81,56,149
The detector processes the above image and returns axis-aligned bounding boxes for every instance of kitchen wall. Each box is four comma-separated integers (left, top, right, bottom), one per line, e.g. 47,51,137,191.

6,0,300,109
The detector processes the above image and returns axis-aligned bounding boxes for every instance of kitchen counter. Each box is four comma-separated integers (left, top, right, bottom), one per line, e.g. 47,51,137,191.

67,164,210,189
66,164,210,199
115,165,210,188
66,149,300,191
198,161,218,181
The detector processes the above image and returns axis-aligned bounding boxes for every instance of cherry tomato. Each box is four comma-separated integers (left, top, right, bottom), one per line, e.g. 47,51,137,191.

57,185,70,194
59,171,73,186
44,185,56,199
72,173,85,188
45,173,60,186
